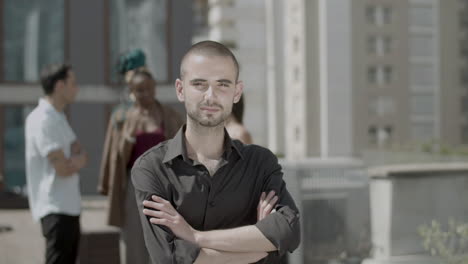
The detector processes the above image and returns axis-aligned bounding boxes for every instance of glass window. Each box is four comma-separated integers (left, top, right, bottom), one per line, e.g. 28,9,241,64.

411,122,434,141
367,66,377,84
3,105,34,191
382,7,392,24
410,35,434,57
409,5,434,27
367,36,377,54
109,0,169,83
369,96,395,117
368,126,377,144
366,6,377,24
383,65,393,84
410,64,435,87
461,67,468,86
461,125,468,144
193,0,209,37
3,0,64,82
383,36,392,54
461,96,468,113
411,95,434,115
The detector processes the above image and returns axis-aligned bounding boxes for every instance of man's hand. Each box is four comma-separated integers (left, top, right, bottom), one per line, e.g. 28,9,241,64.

143,195,198,244
257,190,278,222
70,141,87,169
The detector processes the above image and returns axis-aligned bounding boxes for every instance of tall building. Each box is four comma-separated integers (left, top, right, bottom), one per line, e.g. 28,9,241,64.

0,0,193,193
263,0,468,159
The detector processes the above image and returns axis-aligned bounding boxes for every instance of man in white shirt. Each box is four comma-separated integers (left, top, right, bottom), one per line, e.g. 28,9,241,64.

25,64,87,264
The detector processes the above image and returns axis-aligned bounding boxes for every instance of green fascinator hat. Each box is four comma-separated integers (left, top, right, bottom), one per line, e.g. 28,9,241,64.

117,49,146,75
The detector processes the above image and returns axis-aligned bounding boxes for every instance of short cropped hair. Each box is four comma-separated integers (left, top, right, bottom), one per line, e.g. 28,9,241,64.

40,64,72,95
180,40,240,80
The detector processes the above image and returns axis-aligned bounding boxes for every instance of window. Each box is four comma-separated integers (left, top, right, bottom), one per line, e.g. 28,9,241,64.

384,126,393,140
383,65,393,84
461,125,468,144
369,96,396,117
382,7,392,24
409,5,434,27
410,35,434,57
411,95,434,115
367,36,377,54
193,0,209,37
367,66,377,84
383,36,392,54
368,126,377,144
367,6,392,26
411,122,434,141
368,65,393,85
460,39,468,58
109,0,169,83
377,126,391,146
368,36,392,56
3,105,34,191
366,6,377,24
3,0,65,82
410,64,435,87
461,68,468,86
462,96,468,113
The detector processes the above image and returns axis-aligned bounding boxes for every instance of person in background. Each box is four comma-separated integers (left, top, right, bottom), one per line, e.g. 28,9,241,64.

98,50,183,263
25,63,87,264
225,94,253,144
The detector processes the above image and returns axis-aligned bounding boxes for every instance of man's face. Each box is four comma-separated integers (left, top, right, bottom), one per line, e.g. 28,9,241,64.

176,54,243,127
60,70,79,104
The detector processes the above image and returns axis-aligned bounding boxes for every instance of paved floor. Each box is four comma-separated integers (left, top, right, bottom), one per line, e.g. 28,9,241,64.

0,196,117,264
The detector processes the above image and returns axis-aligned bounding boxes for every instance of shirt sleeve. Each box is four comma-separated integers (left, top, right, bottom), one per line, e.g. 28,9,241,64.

254,149,301,257
35,119,63,157
131,154,201,264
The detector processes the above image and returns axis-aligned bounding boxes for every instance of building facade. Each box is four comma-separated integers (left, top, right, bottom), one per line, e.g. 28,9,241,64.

0,0,193,193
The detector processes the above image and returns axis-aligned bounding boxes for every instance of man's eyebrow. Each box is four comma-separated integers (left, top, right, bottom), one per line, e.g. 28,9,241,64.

217,79,233,84
190,78,207,83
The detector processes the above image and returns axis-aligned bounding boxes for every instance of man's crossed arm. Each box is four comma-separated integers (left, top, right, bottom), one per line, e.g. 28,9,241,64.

47,140,87,177
142,191,279,264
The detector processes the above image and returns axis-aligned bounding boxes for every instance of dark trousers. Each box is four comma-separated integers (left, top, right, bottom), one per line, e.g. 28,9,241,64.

40,214,80,264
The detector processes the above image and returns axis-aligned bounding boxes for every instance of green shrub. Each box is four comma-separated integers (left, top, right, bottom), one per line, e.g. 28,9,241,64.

419,220,468,264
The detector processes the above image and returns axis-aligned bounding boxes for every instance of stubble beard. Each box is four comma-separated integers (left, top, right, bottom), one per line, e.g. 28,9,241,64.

187,104,229,129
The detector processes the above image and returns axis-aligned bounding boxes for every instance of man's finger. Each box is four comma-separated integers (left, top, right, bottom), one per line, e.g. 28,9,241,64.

143,199,175,215
257,192,266,212
149,217,172,227
143,209,176,220
265,190,276,202
262,196,279,215
151,195,178,214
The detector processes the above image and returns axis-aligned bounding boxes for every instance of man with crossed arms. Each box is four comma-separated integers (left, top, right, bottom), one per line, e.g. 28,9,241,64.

132,40,300,263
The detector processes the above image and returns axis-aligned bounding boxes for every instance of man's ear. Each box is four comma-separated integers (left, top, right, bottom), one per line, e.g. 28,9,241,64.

234,80,244,103
175,78,185,102
54,80,65,94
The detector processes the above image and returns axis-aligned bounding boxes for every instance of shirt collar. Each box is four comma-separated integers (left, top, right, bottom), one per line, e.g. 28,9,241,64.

162,125,244,164
38,97,63,117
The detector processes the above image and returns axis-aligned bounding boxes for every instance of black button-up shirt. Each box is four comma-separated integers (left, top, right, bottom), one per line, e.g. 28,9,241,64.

131,126,301,264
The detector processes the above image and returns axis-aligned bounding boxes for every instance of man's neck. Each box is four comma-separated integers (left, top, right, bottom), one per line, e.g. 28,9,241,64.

45,95,67,112
185,118,225,161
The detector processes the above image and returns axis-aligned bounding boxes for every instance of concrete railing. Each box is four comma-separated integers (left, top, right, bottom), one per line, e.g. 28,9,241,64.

281,158,370,264
363,163,468,264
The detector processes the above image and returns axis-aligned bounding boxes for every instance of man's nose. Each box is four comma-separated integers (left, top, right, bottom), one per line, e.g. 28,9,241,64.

205,85,217,99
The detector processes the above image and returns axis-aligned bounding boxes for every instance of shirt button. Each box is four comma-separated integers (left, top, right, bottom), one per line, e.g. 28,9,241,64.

209,201,215,207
